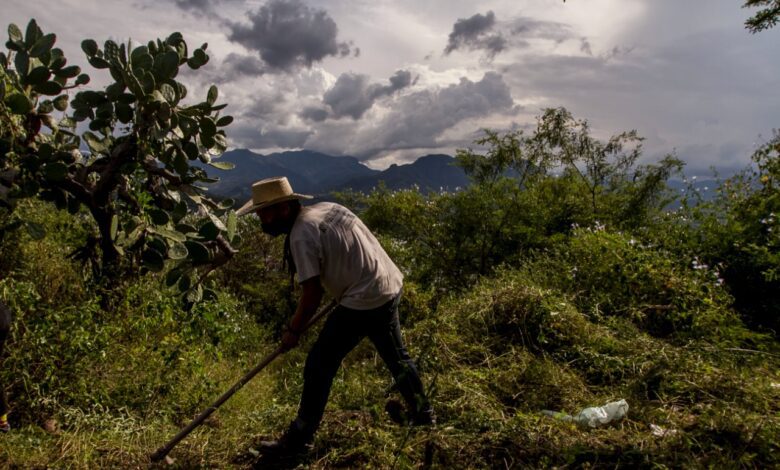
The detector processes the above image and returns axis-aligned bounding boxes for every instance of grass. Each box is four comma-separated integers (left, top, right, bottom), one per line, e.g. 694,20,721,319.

0,204,778,468
4,285,777,468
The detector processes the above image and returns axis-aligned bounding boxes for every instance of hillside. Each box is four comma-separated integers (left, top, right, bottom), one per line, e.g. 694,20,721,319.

336,154,471,193
200,149,380,201
0,198,777,468
201,150,471,201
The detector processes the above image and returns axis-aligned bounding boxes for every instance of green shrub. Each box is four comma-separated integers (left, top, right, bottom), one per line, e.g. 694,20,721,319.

525,228,742,341
213,215,295,336
659,135,780,334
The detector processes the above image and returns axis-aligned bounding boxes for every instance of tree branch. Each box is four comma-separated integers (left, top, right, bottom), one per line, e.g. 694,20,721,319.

93,138,136,205
142,157,184,186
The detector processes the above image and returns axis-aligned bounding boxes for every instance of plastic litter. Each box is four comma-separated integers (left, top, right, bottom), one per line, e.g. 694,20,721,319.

542,399,629,428
650,423,678,437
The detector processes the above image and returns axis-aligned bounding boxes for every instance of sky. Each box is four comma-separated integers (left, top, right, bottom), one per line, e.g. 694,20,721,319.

3,0,779,174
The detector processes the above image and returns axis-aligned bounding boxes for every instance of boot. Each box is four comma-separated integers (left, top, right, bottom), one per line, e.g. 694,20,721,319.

411,406,436,426
385,399,436,426
257,419,314,456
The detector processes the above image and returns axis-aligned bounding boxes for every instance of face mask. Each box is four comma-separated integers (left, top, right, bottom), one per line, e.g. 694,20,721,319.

261,219,289,237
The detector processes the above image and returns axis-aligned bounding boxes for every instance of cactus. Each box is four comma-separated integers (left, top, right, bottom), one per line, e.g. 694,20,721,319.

1,19,237,302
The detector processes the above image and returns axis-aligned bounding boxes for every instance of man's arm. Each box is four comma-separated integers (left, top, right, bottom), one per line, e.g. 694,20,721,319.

281,276,324,351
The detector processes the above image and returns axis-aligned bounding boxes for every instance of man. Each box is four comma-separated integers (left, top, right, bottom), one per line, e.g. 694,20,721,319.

237,176,434,455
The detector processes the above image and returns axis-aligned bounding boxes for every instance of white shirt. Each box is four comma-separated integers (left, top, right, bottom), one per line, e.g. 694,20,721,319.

290,202,404,310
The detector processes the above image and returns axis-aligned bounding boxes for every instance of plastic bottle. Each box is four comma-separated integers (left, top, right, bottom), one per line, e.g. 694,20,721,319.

542,399,629,428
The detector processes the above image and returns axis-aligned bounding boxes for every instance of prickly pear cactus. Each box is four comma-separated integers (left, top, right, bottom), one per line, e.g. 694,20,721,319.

1,19,237,303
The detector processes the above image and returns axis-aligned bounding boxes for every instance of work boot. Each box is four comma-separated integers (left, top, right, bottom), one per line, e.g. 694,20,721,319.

257,419,314,456
385,399,436,426
0,421,9,433
411,407,436,426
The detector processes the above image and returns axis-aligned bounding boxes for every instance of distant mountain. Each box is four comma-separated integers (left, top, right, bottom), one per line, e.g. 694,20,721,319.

336,154,470,193
199,149,379,202
199,150,471,202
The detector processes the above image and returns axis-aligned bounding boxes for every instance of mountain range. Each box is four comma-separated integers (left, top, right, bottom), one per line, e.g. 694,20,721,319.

196,149,719,207
198,149,471,202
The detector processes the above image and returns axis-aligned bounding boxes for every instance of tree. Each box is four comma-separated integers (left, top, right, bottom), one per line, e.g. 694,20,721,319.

352,108,683,290
0,19,237,302
458,108,682,229
743,0,780,33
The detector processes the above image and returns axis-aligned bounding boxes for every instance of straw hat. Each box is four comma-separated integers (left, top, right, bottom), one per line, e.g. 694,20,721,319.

237,177,312,216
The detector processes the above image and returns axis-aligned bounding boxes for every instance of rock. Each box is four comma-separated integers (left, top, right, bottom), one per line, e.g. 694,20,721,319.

43,418,59,434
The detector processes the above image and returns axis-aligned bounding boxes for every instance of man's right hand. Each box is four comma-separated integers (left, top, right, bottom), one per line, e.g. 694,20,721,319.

281,329,300,352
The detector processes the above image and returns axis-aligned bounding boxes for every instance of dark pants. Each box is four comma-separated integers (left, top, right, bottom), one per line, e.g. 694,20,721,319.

0,302,10,417
296,293,430,432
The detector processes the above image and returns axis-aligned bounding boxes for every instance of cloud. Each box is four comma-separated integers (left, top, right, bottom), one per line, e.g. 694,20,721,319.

226,0,353,72
172,0,212,13
580,38,593,56
499,25,779,174
305,71,515,158
508,17,572,43
321,69,414,120
371,72,514,150
228,121,313,149
444,11,506,58
221,53,267,79
165,0,245,18
444,12,578,59
300,107,329,122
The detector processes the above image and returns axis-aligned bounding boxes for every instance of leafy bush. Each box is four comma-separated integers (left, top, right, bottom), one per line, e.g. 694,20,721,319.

212,215,295,336
525,228,742,340
649,134,780,334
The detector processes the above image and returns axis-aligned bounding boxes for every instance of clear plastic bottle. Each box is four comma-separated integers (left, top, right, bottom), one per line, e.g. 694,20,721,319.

543,399,629,428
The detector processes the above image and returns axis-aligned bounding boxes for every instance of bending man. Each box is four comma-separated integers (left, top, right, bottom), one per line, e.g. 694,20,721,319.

237,177,434,455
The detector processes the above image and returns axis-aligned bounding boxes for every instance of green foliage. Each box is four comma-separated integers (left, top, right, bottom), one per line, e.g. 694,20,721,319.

652,134,780,333
212,215,296,335
406,267,779,468
743,0,780,32
347,108,683,291
0,19,237,300
525,229,743,340
0,207,267,426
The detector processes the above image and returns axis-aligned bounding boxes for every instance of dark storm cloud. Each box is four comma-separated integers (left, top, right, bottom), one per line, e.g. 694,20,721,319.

444,12,577,58
226,0,353,72
304,72,515,157
508,17,572,43
321,70,414,120
444,11,506,58
300,106,329,122
222,53,267,78
165,0,244,17
371,72,514,150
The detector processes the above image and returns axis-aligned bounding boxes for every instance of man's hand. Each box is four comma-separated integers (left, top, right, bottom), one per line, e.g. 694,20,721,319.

280,277,323,352
281,329,300,352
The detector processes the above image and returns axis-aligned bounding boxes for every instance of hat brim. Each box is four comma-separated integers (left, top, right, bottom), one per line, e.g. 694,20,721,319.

237,193,313,216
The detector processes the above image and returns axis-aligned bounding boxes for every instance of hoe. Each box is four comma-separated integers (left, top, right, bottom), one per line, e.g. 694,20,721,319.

150,300,338,463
